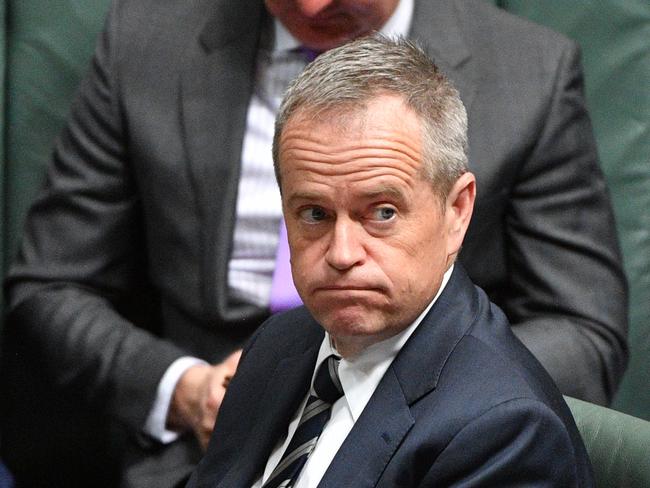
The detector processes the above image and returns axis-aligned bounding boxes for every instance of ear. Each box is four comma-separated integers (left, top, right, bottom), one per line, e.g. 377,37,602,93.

445,172,476,258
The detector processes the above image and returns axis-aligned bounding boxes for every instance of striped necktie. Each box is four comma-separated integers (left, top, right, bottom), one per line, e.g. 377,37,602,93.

262,355,343,488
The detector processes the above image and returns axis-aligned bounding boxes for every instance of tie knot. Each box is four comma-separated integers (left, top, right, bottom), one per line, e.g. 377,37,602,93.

313,355,343,404
297,46,321,62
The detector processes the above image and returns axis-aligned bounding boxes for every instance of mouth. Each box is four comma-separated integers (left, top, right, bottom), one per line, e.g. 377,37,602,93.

314,285,384,294
306,10,352,27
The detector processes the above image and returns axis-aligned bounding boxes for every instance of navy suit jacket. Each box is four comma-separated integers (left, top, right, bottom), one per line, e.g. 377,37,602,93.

188,266,594,487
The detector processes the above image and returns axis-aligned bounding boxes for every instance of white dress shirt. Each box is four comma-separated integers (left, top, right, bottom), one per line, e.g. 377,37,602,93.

253,265,452,488
143,0,414,443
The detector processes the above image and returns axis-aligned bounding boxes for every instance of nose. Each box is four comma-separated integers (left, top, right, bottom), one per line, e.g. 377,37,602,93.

325,217,366,271
296,0,335,17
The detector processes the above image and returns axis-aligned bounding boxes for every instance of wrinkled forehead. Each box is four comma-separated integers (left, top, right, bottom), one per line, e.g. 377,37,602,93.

279,97,428,188
274,93,431,198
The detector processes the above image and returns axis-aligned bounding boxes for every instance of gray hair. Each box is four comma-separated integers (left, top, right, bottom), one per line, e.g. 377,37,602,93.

272,35,469,201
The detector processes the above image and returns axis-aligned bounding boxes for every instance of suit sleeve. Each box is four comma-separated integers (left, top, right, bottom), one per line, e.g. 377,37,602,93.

3,0,185,432
420,399,592,487
504,42,628,405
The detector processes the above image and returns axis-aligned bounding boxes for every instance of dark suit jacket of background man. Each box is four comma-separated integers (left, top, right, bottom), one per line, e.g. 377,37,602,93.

188,266,594,487
1,0,626,486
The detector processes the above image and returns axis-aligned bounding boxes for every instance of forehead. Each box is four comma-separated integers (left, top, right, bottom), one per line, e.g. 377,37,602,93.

279,95,423,161
278,95,428,193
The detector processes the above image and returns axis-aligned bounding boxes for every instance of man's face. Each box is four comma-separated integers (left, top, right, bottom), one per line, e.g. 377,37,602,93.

278,95,474,357
264,0,399,51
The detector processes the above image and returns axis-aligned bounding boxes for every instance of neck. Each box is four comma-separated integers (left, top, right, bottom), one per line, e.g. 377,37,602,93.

330,329,400,359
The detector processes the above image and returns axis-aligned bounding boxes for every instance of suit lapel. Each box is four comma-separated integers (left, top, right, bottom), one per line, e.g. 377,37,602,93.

218,343,321,487
180,0,267,320
321,266,479,487
390,266,479,404
411,0,479,114
319,368,414,488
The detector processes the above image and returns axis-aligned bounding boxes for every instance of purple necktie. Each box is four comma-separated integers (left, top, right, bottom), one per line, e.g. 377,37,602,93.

298,46,321,63
269,220,303,313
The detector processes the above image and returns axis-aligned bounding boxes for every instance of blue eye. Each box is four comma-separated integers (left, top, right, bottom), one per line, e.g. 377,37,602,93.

299,207,328,223
373,207,396,221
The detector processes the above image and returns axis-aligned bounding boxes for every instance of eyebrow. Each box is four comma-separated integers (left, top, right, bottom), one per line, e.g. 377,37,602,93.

286,191,323,207
358,185,407,203
286,185,408,207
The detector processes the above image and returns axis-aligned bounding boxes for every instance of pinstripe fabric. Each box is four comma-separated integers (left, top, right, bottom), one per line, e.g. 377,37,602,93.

228,43,308,307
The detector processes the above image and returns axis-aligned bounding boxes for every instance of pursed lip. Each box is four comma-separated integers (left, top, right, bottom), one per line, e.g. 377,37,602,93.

314,285,384,293
306,10,349,26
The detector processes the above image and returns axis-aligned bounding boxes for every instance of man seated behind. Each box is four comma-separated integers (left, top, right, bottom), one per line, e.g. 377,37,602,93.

188,36,593,488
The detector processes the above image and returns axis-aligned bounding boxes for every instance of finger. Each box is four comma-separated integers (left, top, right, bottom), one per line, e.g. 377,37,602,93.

205,379,227,412
224,349,242,369
198,405,219,449
200,409,218,434
198,429,211,452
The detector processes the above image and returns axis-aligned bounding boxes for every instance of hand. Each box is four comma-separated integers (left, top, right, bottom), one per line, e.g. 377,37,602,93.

167,349,242,450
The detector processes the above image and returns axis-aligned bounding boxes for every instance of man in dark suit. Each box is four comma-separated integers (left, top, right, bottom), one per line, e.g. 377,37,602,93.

188,36,594,487
1,0,624,486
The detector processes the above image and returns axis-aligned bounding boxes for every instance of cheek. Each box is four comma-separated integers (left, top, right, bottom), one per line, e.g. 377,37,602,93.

346,1,395,27
289,238,323,284
373,226,430,268
377,228,446,290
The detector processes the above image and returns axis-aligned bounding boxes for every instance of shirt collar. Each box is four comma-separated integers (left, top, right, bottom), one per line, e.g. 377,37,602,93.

312,264,454,421
272,0,414,53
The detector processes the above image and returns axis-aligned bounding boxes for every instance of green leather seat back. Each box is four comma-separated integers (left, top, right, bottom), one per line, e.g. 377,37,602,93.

565,396,650,488
1,1,7,317
497,0,650,421
1,0,110,283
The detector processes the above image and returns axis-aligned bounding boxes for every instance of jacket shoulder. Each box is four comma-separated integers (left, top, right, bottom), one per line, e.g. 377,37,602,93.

457,0,576,53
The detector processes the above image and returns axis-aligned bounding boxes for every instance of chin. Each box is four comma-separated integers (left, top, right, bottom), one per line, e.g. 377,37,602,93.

301,27,365,52
314,306,382,339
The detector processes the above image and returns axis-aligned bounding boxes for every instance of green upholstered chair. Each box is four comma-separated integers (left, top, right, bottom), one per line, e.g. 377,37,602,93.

565,396,650,488
2,0,110,276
